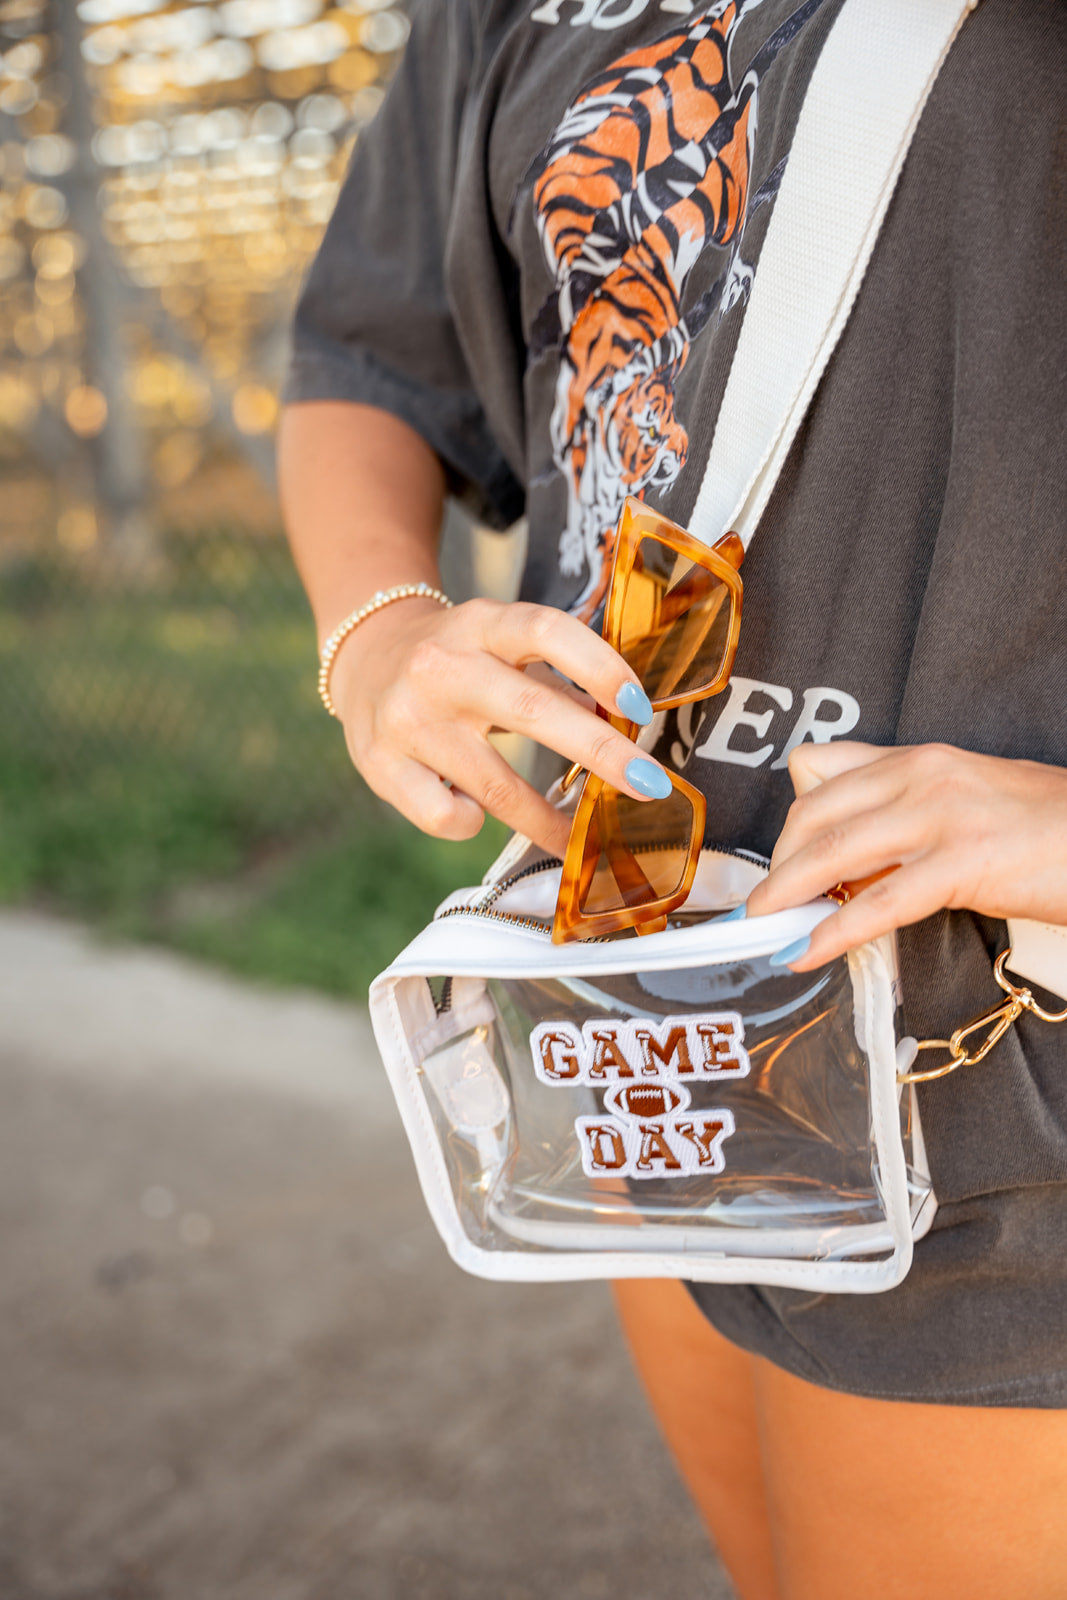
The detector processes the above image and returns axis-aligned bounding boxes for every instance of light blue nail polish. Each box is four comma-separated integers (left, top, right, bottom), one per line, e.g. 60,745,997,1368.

713,904,747,923
625,757,672,800
769,935,811,968
616,681,654,725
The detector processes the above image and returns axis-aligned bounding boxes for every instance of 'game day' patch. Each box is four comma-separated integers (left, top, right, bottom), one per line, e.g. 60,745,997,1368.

530,1014,746,1181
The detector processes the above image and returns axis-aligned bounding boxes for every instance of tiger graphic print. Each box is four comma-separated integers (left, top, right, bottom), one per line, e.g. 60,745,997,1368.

524,0,825,618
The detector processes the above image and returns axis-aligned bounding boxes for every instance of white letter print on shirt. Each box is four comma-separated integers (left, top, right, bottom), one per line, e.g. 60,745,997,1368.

532,4,699,30
520,0,828,620
691,677,862,769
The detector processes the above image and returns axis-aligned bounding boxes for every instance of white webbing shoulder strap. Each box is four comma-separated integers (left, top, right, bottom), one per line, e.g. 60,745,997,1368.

688,0,977,552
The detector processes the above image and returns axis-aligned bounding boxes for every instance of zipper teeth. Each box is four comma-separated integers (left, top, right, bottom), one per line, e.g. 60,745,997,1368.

437,854,562,926
435,903,555,938
434,842,769,940
433,974,453,1017
476,855,562,912
437,895,610,944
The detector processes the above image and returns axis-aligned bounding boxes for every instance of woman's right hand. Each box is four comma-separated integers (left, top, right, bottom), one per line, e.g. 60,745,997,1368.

328,592,667,857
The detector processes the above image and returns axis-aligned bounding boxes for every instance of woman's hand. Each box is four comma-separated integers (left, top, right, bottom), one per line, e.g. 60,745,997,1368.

278,404,668,857
744,741,1067,970
329,593,666,857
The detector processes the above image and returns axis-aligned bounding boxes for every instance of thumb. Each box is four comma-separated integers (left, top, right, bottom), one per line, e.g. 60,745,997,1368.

787,739,890,796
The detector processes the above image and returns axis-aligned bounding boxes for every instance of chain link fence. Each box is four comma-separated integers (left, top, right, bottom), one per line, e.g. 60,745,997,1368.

0,0,462,951
0,519,355,919
0,1,532,989
0,465,504,901
1,523,354,821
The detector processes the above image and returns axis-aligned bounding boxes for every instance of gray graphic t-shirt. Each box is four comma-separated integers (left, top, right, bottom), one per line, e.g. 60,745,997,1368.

287,0,1067,1402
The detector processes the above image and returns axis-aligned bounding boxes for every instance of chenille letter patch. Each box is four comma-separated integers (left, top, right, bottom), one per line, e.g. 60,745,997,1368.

530,1012,747,1181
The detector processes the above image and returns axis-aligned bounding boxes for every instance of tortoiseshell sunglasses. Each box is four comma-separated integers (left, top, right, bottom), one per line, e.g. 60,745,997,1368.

552,497,744,944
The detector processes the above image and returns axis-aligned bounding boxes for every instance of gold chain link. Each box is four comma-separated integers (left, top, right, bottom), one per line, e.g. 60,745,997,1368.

898,948,1067,1084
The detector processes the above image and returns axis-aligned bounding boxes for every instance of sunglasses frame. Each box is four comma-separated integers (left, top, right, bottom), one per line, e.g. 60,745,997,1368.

602,499,744,711
552,498,744,945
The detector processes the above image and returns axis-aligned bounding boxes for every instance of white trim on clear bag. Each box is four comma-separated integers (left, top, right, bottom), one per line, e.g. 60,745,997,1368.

370,912,932,1289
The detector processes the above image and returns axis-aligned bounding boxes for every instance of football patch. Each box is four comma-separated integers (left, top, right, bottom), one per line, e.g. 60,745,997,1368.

604,1080,690,1119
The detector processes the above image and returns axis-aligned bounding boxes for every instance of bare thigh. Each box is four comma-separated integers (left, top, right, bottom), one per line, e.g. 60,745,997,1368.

614,1279,1067,1600
754,1356,1067,1600
613,1279,778,1600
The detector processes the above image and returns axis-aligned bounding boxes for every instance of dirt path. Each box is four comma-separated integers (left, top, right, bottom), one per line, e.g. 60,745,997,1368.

0,913,728,1600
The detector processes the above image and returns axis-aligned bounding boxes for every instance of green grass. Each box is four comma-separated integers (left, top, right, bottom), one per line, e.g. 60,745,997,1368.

169,820,507,1000
0,532,507,999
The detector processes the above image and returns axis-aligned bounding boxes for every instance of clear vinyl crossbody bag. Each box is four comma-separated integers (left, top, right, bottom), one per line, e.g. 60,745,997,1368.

370,839,937,1290
369,0,983,1291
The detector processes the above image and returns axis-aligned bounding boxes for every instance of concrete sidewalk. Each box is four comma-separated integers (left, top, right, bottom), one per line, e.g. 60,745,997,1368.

0,913,730,1600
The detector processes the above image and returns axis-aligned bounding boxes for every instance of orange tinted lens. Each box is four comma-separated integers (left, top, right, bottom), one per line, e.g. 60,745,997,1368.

617,535,733,703
577,782,698,918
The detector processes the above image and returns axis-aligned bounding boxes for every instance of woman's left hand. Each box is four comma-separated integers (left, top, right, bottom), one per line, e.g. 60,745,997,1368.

744,741,1067,970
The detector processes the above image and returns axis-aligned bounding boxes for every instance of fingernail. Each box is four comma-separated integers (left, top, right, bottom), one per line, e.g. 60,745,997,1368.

768,935,811,969
713,904,747,923
616,681,654,725
625,757,672,800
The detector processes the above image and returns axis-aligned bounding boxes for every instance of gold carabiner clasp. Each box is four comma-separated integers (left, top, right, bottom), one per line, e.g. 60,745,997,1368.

899,995,1022,1084
898,944,1066,1085
996,947,1067,1026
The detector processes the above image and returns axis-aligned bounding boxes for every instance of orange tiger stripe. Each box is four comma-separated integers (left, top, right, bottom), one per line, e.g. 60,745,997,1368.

525,0,812,617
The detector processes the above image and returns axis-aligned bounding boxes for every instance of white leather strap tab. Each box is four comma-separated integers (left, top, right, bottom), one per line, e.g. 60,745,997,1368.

689,0,977,551
1006,918,1067,1004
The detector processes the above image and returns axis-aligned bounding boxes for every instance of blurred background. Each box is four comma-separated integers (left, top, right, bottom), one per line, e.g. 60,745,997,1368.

0,4,725,1597
0,0,521,995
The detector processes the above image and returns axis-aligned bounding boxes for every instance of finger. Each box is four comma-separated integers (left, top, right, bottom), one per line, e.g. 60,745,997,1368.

471,599,656,726
787,740,898,794
410,726,573,857
487,666,589,735
523,660,596,717
362,748,487,842
780,856,956,970
748,797,927,919
427,651,673,805
769,757,913,872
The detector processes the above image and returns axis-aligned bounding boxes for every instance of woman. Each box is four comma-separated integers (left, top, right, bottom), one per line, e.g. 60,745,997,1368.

279,1,1067,1594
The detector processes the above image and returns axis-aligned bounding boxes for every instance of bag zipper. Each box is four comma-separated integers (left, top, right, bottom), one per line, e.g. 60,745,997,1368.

437,903,557,937
431,861,563,1013
435,855,562,938
433,842,768,942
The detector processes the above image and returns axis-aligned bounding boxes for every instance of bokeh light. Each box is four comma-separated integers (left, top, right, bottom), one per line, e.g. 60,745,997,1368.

0,0,408,531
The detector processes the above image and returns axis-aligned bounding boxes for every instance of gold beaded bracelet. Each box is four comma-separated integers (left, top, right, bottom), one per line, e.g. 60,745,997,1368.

317,582,453,719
